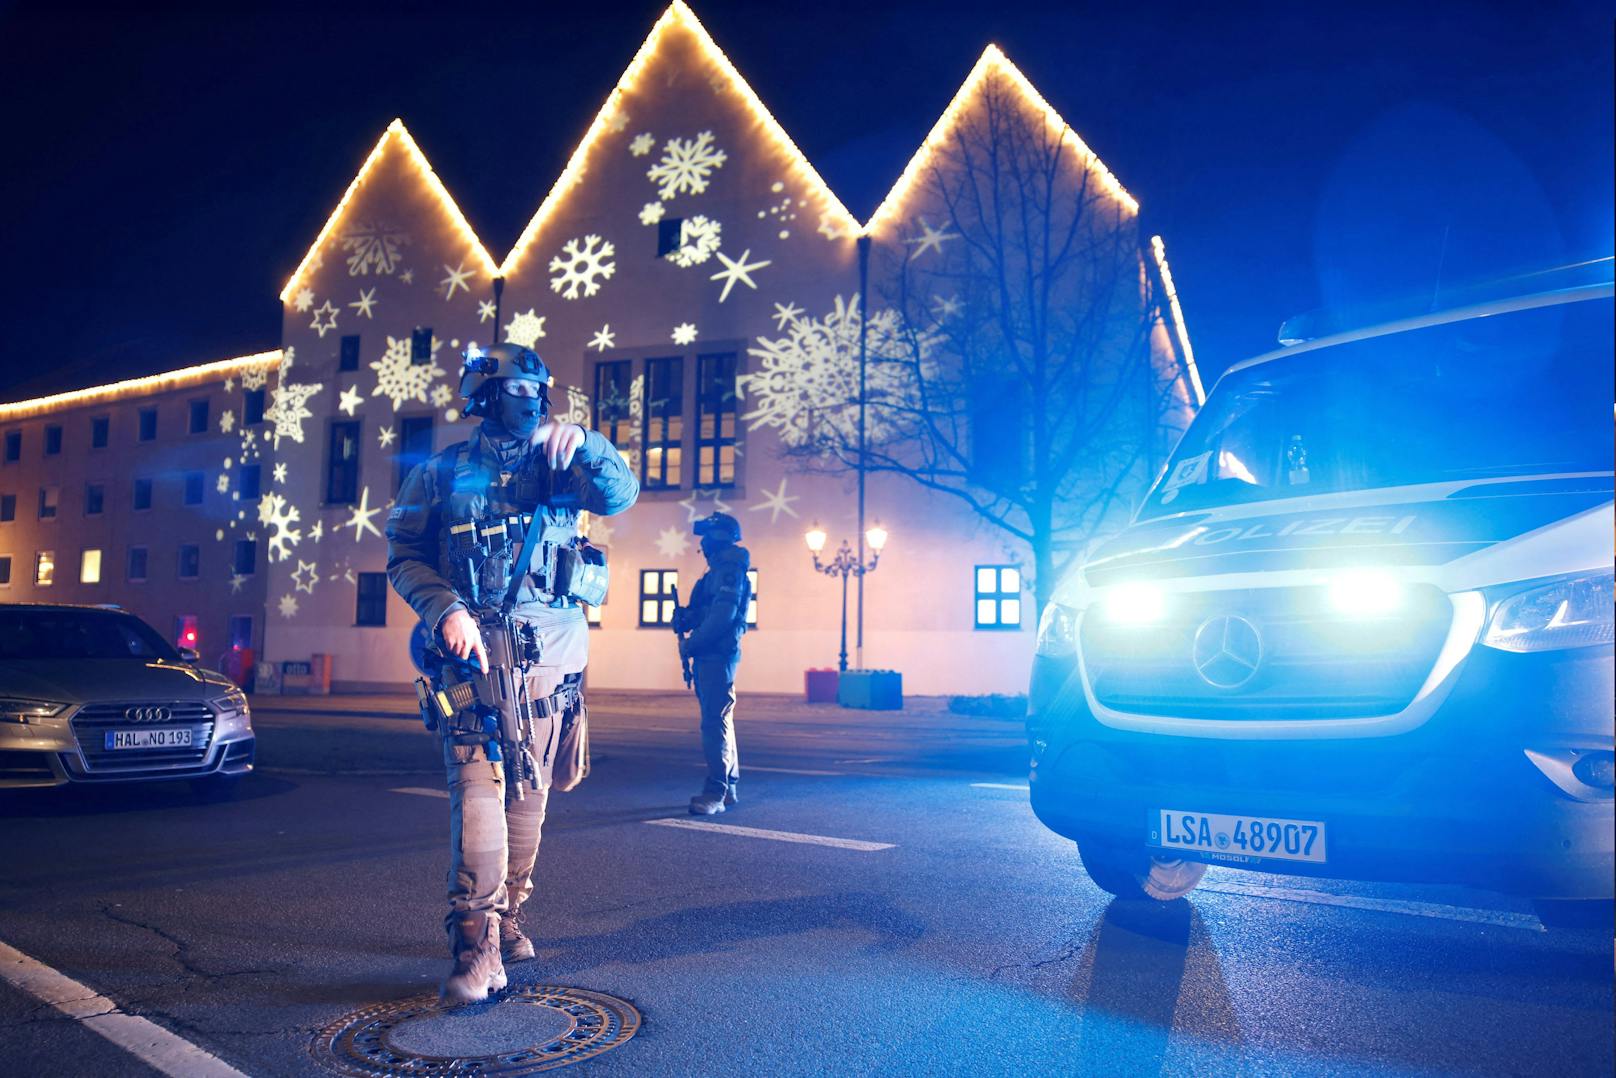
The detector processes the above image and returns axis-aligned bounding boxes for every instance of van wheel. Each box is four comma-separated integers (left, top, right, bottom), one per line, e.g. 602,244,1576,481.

1077,839,1207,901
1533,899,1615,933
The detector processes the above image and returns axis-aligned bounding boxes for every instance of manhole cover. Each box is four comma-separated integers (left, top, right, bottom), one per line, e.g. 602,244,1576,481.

312,985,641,1075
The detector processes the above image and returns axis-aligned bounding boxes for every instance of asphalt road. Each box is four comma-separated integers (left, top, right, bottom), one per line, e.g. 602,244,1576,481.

0,692,1610,1077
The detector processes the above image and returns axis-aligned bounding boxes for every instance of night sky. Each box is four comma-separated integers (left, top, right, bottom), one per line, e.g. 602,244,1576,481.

2,0,1609,402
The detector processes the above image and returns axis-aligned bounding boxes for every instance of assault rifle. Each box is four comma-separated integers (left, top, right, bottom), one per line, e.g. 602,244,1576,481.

670,584,694,690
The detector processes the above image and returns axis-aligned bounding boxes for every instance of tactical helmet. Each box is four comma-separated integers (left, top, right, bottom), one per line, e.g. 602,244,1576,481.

692,511,742,544
459,342,552,418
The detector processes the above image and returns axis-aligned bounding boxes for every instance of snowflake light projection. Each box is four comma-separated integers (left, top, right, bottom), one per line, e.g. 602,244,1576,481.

240,364,269,391
258,492,303,563
549,235,616,299
278,594,300,619
647,131,727,201
430,383,455,409
672,323,698,346
743,294,938,451
554,385,591,427
666,215,722,267
503,308,547,347
219,410,235,434
370,335,445,410
639,202,665,226
293,288,314,312
265,381,325,449
341,220,410,276
629,132,655,157
589,325,616,353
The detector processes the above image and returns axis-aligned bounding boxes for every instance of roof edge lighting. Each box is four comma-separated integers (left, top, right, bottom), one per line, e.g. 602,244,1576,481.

0,350,283,422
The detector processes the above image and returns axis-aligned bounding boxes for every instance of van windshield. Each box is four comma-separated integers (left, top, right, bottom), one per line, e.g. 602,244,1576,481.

1142,295,1613,519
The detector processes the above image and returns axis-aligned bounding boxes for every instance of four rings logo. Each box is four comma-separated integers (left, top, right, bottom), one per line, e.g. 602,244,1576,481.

124,705,173,723
1191,615,1263,690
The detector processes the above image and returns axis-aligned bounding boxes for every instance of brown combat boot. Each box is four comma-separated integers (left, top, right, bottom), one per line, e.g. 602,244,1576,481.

439,913,507,1006
499,914,536,963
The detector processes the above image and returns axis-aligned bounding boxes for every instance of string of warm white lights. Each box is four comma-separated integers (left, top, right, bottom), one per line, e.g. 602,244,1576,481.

499,0,862,275
0,351,283,421
278,120,497,304
1150,235,1206,405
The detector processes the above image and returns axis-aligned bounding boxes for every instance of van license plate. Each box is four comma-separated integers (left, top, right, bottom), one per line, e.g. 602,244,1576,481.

105,728,193,750
1152,809,1327,864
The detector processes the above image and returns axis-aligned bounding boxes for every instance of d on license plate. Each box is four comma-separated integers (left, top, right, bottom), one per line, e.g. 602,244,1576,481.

1152,809,1327,864
105,728,192,750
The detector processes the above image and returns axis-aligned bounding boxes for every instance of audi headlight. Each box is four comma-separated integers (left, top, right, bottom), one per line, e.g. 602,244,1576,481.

0,698,68,724
210,685,250,714
1482,570,1614,653
1035,602,1079,658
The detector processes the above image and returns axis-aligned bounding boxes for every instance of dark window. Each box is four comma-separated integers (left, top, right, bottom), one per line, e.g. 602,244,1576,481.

132,478,152,511
189,399,209,434
0,556,10,586
656,216,685,257
396,415,434,492
127,546,148,582
696,352,738,487
183,471,204,506
3,431,19,462
410,327,434,365
356,572,388,626
974,566,1023,630
233,540,256,576
239,463,261,501
37,487,57,520
228,615,253,651
90,416,110,449
339,334,361,372
638,569,678,627
84,483,104,516
593,360,636,474
177,544,200,580
0,494,13,522
138,408,157,442
642,356,683,489
244,388,265,425
326,421,361,505
44,425,62,456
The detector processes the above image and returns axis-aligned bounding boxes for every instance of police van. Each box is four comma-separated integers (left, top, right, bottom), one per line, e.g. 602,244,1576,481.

1027,267,1614,927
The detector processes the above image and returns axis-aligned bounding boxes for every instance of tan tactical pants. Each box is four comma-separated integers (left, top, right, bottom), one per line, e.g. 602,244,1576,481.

693,653,740,797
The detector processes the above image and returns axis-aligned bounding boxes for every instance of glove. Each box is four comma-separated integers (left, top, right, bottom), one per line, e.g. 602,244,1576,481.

678,637,693,660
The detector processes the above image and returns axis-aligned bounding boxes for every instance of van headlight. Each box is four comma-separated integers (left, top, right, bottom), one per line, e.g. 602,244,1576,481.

1481,570,1614,653
1035,602,1079,657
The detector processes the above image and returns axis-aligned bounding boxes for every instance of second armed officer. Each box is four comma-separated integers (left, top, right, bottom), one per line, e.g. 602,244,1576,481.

674,511,751,815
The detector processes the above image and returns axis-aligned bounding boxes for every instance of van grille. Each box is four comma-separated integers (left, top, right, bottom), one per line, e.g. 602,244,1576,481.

1081,585,1453,720
70,701,215,773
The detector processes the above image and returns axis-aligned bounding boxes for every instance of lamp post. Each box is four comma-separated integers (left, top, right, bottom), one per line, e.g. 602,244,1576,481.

805,521,888,673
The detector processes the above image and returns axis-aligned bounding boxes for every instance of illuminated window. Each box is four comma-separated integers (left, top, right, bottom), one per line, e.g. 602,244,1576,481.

188,399,209,434
138,408,157,442
132,477,152,511
410,327,434,365
0,556,10,586
396,415,434,492
3,431,19,462
35,551,54,586
974,565,1023,630
696,352,738,488
127,546,148,582
90,416,110,449
44,425,62,456
339,334,361,372
85,483,104,516
38,487,57,520
326,420,361,505
244,388,265,425
593,360,636,473
80,549,102,584
233,540,256,576
184,471,205,506
0,494,13,522
639,569,678,627
583,602,602,628
355,572,388,626
656,216,685,256
177,544,200,580
746,568,758,629
642,356,683,489
239,463,261,501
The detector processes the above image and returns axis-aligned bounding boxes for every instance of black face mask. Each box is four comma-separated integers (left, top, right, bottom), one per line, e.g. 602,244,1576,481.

488,388,545,441
700,535,730,561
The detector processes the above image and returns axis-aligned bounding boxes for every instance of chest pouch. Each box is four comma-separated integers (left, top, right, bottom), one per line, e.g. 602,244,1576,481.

557,543,609,607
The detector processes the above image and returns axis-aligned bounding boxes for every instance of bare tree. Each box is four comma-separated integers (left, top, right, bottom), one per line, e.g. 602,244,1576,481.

768,76,1195,611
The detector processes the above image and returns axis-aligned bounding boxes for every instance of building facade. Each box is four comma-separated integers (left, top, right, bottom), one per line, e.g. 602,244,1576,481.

0,2,1199,695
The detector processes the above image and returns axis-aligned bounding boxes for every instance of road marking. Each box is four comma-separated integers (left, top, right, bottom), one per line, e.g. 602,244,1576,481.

834,757,890,764
1197,880,1545,932
391,786,449,799
0,939,250,1077
746,765,845,776
971,782,1030,791
645,817,895,851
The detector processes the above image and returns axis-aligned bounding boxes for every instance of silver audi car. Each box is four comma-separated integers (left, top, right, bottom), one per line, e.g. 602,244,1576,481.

0,603,255,791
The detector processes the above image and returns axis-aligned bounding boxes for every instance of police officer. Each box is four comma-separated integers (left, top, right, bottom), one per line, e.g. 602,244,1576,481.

675,512,751,815
386,342,638,1005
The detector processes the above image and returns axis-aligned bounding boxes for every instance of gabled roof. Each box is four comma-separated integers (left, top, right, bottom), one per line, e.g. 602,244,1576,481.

498,1,862,275
0,351,282,420
862,44,1139,237
278,119,498,303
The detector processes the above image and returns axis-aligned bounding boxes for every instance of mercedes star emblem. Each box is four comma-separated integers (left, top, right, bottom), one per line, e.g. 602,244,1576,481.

1191,614,1263,689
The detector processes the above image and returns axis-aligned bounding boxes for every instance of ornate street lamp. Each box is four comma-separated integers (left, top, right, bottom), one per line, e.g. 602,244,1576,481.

805,520,889,672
